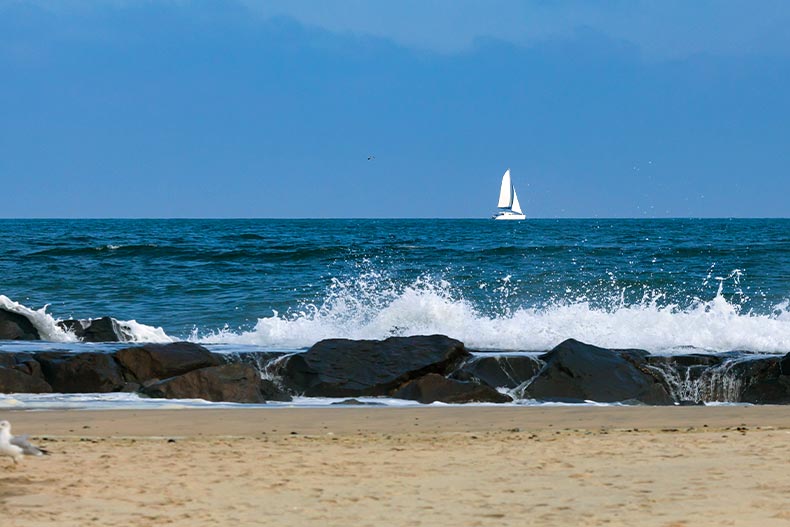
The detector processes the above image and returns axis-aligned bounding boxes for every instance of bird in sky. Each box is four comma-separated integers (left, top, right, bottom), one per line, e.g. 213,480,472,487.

367,155,375,161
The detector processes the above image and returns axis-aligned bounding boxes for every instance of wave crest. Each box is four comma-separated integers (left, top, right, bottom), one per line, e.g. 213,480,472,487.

194,273,790,353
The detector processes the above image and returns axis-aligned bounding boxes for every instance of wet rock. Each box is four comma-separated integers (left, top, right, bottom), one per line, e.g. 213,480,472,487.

523,339,673,405
0,352,45,379
141,363,266,403
735,357,790,404
36,352,125,393
0,309,40,340
259,379,292,402
451,355,544,389
115,342,222,383
392,373,511,404
0,366,52,393
222,351,290,378
279,335,470,397
330,399,386,406
780,352,790,376
58,317,125,342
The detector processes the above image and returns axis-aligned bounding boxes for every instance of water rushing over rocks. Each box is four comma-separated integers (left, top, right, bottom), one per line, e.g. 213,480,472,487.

2,333,790,406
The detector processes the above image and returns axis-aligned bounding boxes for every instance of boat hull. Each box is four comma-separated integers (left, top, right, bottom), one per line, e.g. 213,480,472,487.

492,212,525,220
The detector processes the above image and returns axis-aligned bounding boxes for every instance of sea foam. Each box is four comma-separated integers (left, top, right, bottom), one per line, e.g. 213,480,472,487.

3,273,789,353
0,295,171,344
193,273,790,353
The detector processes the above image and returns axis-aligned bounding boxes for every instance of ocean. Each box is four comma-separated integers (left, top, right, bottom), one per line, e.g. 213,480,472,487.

1,218,788,355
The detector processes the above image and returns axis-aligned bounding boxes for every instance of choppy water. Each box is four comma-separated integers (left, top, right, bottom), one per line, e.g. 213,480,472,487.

1,219,789,353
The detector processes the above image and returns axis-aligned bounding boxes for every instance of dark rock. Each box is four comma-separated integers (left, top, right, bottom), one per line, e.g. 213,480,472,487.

0,352,45,379
522,339,673,404
141,363,266,403
330,399,386,406
36,352,125,393
0,309,40,340
58,317,124,342
735,357,790,404
646,354,727,369
780,352,790,376
392,373,511,404
451,355,543,389
0,366,52,393
279,335,470,397
223,351,290,379
260,379,292,402
115,342,222,383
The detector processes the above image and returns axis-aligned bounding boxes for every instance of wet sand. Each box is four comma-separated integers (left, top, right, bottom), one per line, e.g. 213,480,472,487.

3,406,790,526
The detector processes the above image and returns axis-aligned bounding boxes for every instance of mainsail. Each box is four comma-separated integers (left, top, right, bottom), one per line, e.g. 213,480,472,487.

497,169,512,208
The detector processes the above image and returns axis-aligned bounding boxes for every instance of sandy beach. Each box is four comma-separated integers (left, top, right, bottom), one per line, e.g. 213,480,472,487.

1,406,789,526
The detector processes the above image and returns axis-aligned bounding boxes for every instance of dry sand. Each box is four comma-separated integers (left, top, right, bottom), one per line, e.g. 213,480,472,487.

2,406,790,526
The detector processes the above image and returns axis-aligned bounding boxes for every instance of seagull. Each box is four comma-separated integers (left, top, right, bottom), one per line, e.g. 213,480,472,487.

0,420,48,465
367,155,375,161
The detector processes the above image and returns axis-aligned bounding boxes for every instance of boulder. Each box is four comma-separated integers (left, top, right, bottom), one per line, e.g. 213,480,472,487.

522,339,673,404
58,317,124,342
451,355,544,389
115,342,222,383
330,399,386,406
644,353,743,403
0,309,40,340
223,351,290,378
260,379,293,402
392,374,511,404
141,363,266,403
0,367,52,393
0,352,45,379
734,357,790,404
36,352,125,393
279,335,470,397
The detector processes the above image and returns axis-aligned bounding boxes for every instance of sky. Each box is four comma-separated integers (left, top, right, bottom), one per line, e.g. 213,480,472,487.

1,0,788,218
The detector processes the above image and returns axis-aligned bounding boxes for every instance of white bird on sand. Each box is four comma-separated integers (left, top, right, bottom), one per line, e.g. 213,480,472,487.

0,420,47,465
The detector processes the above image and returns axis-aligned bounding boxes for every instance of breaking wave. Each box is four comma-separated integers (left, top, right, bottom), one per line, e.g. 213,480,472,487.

192,272,790,353
4,270,789,353
0,295,172,344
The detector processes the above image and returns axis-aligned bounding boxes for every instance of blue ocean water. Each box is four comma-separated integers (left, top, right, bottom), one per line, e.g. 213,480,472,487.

1,219,789,353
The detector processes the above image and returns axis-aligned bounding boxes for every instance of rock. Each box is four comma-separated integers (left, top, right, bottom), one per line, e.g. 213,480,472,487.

644,354,742,403
141,363,266,403
0,309,40,340
115,342,222,383
36,352,125,393
392,374,511,404
58,317,124,342
330,399,386,406
735,357,790,404
451,355,543,389
260,379,292,402
780,352,790,376
223,351,290,379
279,335,470,397
522,339,673,404
0,352,45,379
0,367,52,393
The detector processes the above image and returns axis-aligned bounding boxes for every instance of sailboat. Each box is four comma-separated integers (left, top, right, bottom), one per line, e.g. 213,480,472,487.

492,169,525,220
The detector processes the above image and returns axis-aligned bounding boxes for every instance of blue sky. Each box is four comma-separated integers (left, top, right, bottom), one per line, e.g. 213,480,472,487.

1,0,788,218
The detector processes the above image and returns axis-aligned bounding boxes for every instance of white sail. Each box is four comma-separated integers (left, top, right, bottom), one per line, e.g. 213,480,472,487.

511,188,523,215
497,169,512,208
